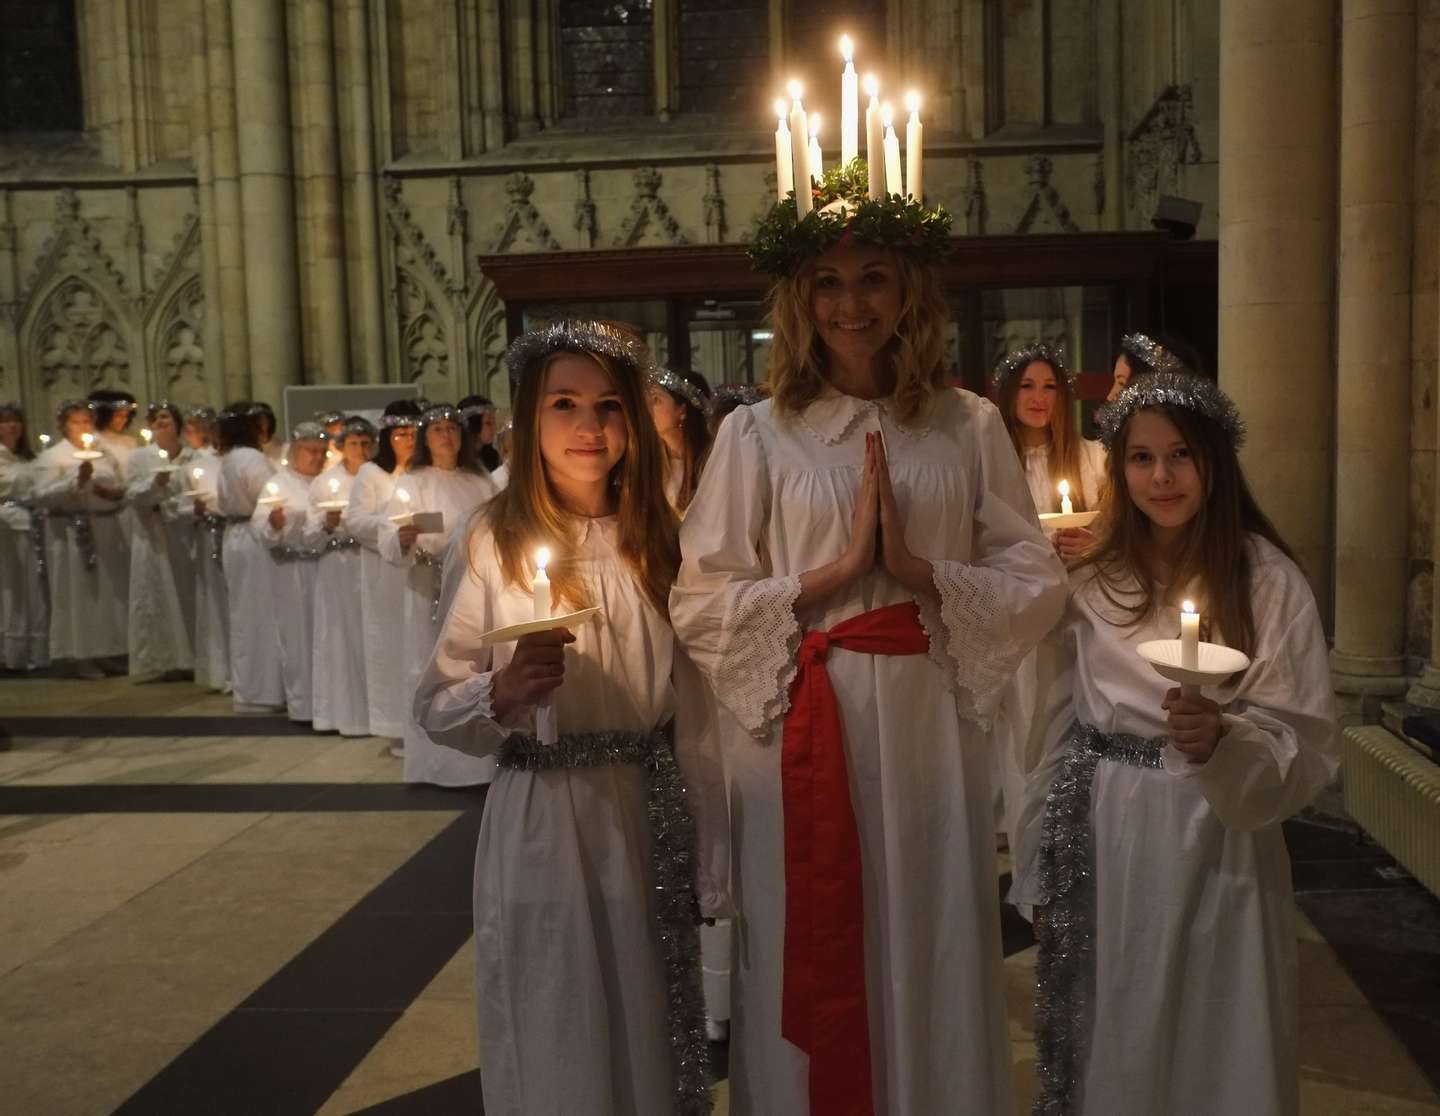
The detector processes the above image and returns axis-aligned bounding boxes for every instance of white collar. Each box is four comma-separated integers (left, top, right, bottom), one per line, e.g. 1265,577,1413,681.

797,385,886,446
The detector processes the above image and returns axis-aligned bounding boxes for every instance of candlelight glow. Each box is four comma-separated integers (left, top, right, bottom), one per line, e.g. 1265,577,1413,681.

863,73,879,98
774,98,788,122
881,102,894,128
787,78,803,102
81,432,95,448
1182,600,1196,616
192,466,204,481
809,112,821,137
839,34,853,62
905,90,921,115
535,547,551,572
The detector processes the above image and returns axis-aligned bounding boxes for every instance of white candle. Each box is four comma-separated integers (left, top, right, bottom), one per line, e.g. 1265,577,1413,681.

81,432,95,450
839,35,858,166
904,90,924,200
39,434,51,448
808,113,823,183
1180,600,1200,670
264,481,279,499
158,448,169,463
787,81,812,218
882,103,902,197
533,547,552,620
192,466,205,488
328,477,340,497
1058,479,1073,516
863,75,883,197
774,99,794,201
140,428,153,445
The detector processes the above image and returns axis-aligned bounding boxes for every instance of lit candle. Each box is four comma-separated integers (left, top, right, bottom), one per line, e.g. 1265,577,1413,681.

787,80,812,217
158,448,169,463
808,113,823,184
1058,479,1073,516
397,488,412,507
140,428,153,445
882,103,902,197
533,547,552,621
39,433,52,448
281,457,288,467
264,482,279,502
81,432,94,449
863,75,883,197
192,466,205,485
904,90,924,200
839,35,858,166
328,477,340,497
1180,600,1200,670
774,99,794,201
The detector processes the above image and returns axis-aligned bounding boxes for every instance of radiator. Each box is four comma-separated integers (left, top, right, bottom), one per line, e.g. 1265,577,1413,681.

1343,725,1440,898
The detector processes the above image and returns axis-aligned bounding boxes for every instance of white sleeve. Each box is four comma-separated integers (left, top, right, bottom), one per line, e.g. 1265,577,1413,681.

347,467,387,550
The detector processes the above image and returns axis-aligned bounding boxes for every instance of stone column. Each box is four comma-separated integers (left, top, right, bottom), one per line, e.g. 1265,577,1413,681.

343,0,386,383
1217,0,1337,617
230,0,303,406
1331,0,1416,711
206,0,251,399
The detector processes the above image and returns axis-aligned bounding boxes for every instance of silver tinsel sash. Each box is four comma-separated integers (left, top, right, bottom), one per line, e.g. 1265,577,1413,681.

4,499,46,582
323,534,360,553
498,728,711,1116
271,543,324,562
200,513,227,563
48,509,117,569
413,548,444,620
1033,721,1166,1116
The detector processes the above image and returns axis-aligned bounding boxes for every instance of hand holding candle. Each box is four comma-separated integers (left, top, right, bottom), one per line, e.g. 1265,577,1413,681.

1180,600,1199,671
532,546,559,744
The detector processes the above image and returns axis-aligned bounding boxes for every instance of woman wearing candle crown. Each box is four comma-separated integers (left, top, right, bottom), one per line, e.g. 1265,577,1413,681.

413,321,728,1115
1010,373,1339,1116
670,164,1067,1115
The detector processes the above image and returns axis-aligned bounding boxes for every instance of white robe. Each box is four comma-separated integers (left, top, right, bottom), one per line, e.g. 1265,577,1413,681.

1009,537,1340,1116
348,462,410,739
125,445,195,675
378,465,498,785
253,465,322,722
669,388,1067,1115
0,447,47,669
414,514,729,1116
220,446,283,709
181,447,229,691
304,463,370,735
30,441,130,661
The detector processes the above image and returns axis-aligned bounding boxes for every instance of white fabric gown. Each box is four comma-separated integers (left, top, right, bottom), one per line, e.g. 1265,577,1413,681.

0,447,47,669
253,465,321,722
220,446,283,709
669,388,1067,1115
378,465,498,785
348,462,410,739
183,447,229,691
125,445,195,675
413,515,729,1116
30,441,130,661
305,463,369,735
1009,537,1340,1116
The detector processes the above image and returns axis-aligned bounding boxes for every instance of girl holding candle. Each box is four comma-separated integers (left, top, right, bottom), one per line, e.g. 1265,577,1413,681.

413,321,728,1116
183,407,228,692
125,401,196,680
673,177,1066,1115
89,388,141,472
380,404,498,784
1011,373,1339,1116
647,367,713,514
305,416,375,736
0,402,47,671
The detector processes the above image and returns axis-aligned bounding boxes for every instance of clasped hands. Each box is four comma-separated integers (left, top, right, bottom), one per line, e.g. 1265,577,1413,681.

840,431,932,595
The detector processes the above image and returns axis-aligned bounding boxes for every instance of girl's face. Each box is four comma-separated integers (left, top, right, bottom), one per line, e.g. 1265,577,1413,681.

290,439,327,477
1108,354,1134,402
1124,410,1203,534
64,408,96,446
341,432,374,472
425,420,461,469
647,386,686,441
150,409,180,453
479,411,497,445
389,425,416,469
182,418,207,449
809,244,903,365
1014,361,1058,431
107,406,133,433
0,413,22,452
539,354,627,493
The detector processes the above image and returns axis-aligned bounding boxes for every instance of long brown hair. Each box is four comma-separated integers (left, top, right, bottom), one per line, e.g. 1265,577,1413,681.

1075,404,1294,657
481,348,680,616
995,358,1090,512
656,372,713,512
765,249,949,426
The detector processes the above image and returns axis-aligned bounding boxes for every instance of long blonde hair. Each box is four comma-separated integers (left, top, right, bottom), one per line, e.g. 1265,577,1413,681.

995,359,1091,512
764,250,950,426
480,348,680,616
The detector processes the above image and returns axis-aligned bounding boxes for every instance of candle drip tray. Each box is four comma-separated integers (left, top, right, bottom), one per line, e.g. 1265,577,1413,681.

1137,639,1250,687
1038,510,1099,530
480,607,603,647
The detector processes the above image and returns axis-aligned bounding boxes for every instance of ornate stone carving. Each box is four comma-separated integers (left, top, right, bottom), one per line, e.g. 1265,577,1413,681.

447,176,471,295
703,164,727,244
384,177,455,297
490,172,560,254
742,168,778,243
21,188,130,309
574,170,597,249
155,276,205,390
1126,84,1202,224
613,167,689,248
30,277,131,392
1015,155,1080,234
396,266,449,385
964,159,988,235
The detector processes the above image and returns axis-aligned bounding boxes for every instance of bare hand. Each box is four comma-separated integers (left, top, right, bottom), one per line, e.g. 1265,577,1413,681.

397,524,419,552
841,432,879,579
194,497,207,516
154,470,171,488
268,506,286,531
1162,688,1224,764
1053,527,1095,564
324,509,342,532
77,461,94,484
492,629,577,717
874,432,933,595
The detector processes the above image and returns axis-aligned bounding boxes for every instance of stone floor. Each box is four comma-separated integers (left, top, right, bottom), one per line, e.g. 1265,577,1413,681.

2,672,1439,1115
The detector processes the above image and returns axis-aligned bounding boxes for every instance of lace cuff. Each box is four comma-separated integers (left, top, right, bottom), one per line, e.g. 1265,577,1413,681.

919,559,1030,730
715,574,804,740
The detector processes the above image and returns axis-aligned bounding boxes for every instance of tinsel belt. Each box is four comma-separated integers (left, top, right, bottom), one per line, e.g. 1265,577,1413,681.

413,548,444,621
3,500,46,583
498,728,711,1116
47,508,120,570
1032,721,1167,1116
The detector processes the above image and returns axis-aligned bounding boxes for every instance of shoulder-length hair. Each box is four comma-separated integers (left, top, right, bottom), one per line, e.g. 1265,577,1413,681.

995,358,1092,512
1074,403,1294,657
764,249,949,426
217,405,260,453
373,400,423,473
410,410,481,473
480,348,679,616
0,403,35,460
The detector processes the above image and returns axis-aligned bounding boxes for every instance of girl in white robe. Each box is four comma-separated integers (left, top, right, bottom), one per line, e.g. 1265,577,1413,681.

124,402,195,677
378,405,498,785
670,235,1067,1115
304,417,375,736
413,321,728,1116
0,403,47,670
180,409,228,691
218,405,284,711
31,401,130,676
1010,373,1340,1116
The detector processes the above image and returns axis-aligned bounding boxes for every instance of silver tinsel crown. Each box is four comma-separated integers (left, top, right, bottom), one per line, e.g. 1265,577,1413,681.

185,405,217,423
649,368,710,416
55,398,95,424
289,421,329,443
419,404,462,427
1096,372,1246,450
312,410,345,426
991,342,1075,390
341,416,377,439
504,320,657,385
459,401,496,419
379,412,420,429
1121,332,1188,377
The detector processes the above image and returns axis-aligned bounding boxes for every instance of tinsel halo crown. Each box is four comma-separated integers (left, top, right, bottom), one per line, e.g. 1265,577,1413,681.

991,342,1075,390
1096,372,1246,450
649,368,710,416
505,320,658,384
747,159,953,277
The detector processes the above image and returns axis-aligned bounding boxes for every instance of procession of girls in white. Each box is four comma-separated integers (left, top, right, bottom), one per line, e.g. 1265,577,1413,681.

0,191,1337,1116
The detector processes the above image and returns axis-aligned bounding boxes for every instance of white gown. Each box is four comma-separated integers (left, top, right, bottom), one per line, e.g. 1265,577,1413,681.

348,462,410,739
669,389,1067,1115
304,463,370,735
220,446,283,709
414,514,729,1116
1009,536,1340,1116
182,447,229,691
378,464,498,784
253,465,321,722
30,441,130,661
0,447,47,669
124,445,195,675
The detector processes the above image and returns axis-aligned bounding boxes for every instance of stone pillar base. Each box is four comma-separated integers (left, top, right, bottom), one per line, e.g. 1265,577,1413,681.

1406,665,1440,710
1331,650,1409,698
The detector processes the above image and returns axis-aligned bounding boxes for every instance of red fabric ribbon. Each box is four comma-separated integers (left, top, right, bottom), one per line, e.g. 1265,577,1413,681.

781,600,931,1115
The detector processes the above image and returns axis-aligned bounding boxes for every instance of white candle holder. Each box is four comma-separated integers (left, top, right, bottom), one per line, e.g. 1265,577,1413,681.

316,499,348,511
1038,510,1099,530
477,606,603,648
1136,639,1249,697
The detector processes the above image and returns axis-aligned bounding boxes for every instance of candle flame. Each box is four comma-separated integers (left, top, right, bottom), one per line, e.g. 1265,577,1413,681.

1182,600,1196,615
140,428,153,443
328,477,340,494
158,448,169,461
280,457,288,467
40,434,51,446
839,34,853,62
535,546,551,572
787,78,803,102
809,112,821,136
265,481,279,496
1057,479,1070,498
192,466,204,480
905,89,921,115
81,432,94,448
863,73,879,98
397,488,412,504
881,102,894,128
774,98,788,122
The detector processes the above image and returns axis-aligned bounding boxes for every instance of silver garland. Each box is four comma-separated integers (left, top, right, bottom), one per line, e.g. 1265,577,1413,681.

48,511,100,569
505,320,658,385
289,420,329,444
419,404,463,428
1094,371,1246,451
991,342,1076,390
459,402,496,420
498,728,712,1116
379,413,420,430
413,548,444,620
323,534,361,553
200,513,226,564
1033,722,1166,1116
270,543,324,562
1120,332,1189,377
54,397,95,426
650,368,711,417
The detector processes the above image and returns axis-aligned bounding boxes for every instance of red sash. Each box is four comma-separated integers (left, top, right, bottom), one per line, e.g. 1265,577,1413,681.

781,601,931,1115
